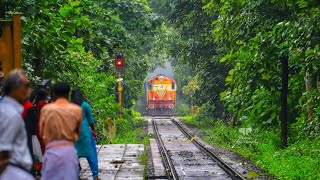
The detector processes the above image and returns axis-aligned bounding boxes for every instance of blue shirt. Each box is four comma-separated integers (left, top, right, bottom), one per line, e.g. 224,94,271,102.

0,96,32,170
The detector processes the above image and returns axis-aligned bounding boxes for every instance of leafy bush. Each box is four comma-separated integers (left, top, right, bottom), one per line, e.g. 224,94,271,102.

101,114,148,145
2,0,157,145
176,103,190,116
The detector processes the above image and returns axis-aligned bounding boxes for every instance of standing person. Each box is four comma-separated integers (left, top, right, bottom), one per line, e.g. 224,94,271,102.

34,88,49,154
71,88,100,180
39,82,82,180
0,69,33,180
22,87,38,159
22,87,40,177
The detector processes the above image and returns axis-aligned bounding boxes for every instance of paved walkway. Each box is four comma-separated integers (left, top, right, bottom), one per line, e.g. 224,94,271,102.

80,144,145,180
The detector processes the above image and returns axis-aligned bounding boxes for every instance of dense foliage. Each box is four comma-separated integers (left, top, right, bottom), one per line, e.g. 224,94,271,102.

152,0,320,178
2,0,319,178
210,0,320,139
153,0,320,141
1,0,163,142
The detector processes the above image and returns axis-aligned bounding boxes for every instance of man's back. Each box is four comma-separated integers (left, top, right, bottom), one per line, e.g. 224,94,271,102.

40,98,82,144
0,97,33,179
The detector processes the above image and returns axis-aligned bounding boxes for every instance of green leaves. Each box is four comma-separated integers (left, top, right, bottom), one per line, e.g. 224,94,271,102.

220,53,231,63
297,0,309,9
208,0,320,138
4,0,163,142
59,1,81,17
59,5,70,17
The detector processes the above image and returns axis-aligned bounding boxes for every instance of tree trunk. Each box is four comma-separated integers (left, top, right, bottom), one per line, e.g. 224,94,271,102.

191,100,194,114
280,58,288,148
304,73,313,121
34,57,42,77
230,115,236,126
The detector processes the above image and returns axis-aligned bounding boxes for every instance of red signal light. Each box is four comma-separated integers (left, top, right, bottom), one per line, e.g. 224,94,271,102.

115,52,125,73
116,59,123,67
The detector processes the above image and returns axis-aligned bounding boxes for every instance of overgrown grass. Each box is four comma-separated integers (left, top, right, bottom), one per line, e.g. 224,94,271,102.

181,115,320,180
101,116,149,145
99,111,150,179
140,147,148,180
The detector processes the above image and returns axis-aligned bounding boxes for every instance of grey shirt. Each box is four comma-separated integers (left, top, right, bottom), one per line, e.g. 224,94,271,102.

0,96,32,170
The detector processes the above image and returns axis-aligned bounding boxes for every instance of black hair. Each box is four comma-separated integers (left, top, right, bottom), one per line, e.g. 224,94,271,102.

3,70,25,95
52,82,70,99
38,88,49,99
71,88,84,106
33,88,49,104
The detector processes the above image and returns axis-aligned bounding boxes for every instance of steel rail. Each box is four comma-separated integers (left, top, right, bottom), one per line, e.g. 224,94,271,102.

150,115,178,117
152,119,179,180
171,119,246,180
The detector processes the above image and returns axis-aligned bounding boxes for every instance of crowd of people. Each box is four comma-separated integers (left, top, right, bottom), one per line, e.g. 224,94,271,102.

0,69,101,180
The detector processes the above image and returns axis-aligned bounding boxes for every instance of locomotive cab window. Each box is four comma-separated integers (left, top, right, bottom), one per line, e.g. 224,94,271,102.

172,82,175,90
148,82,152,90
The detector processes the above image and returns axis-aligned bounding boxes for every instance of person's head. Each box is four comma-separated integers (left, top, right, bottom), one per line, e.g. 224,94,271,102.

23,87,33,103
71,88,84,106
51,82,70,100
3,69,30,103
37,88,49,101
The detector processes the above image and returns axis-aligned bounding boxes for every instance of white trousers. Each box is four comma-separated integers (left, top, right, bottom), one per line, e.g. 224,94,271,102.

0,165,34,180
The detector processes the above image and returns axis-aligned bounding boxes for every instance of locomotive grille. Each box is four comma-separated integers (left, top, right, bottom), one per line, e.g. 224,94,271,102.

156,90,167,100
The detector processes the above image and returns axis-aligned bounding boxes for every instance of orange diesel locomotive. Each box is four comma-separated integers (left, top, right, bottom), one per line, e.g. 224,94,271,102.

145,74,177,115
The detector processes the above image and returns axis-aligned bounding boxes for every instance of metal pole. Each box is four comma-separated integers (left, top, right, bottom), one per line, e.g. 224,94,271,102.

118,76,123,119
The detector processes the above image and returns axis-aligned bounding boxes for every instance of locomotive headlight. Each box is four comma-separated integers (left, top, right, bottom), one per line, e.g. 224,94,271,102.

149,104,155,109
168,98,172,100
169,104,174,109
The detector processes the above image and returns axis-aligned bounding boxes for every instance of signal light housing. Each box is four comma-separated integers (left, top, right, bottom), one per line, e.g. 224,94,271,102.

115,52,125,73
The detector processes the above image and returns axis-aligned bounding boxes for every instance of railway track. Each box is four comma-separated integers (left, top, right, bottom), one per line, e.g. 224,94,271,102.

150,117,246,180
152,120,179,180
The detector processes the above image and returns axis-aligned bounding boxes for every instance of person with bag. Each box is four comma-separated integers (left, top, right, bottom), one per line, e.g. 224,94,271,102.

71,88,100,180
0,70,33,180
34,88,49,154
22,87,42,177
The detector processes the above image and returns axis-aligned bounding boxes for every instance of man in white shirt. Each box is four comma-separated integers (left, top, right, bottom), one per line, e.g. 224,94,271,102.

0,70,33,180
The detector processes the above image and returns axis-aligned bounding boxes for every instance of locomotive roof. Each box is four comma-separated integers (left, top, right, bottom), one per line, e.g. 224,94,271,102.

146,74,176,82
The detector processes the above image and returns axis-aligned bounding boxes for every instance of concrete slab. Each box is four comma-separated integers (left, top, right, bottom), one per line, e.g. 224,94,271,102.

80,144,144,180
149,139,166,177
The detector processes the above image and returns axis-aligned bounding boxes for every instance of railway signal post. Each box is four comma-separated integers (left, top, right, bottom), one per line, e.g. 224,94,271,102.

115,52,125,119
117,77,123,118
